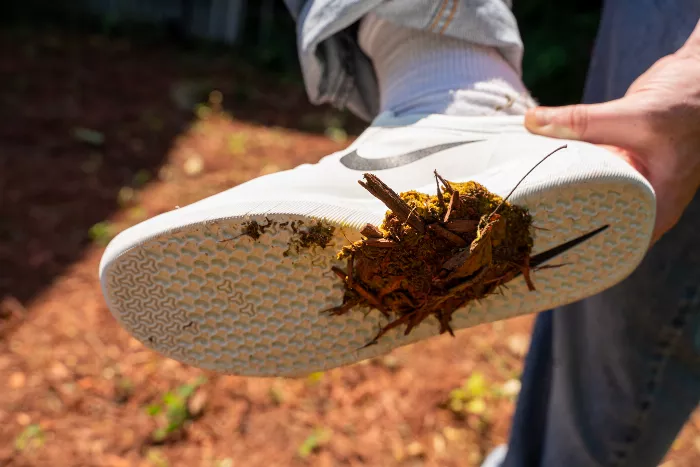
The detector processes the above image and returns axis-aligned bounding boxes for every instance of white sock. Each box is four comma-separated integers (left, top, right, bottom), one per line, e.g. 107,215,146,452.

358,13,536,117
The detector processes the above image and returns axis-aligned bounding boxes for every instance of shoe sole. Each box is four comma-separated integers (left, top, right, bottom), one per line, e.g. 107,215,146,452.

100,160,655,377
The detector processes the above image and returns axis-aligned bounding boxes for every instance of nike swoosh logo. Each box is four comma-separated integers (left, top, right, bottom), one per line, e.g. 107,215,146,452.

517,224,610,275
340,140,486,171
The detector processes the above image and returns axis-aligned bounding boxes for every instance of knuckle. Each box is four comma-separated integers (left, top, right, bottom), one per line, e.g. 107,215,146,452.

565,105,590,138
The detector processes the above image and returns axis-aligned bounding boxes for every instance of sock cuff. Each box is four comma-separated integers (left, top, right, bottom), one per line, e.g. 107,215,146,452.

359,13,536,116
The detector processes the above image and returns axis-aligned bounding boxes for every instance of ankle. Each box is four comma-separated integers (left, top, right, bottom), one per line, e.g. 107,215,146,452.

359,13,536,117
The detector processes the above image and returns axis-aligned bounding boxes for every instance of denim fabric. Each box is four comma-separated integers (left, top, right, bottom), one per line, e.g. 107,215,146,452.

281,0,522,121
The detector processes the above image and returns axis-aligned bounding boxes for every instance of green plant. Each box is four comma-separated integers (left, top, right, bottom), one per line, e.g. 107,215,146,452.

72,127,105,146
117,186,137,207
115,376,135,404
305,371,324,385
88,221,117,246
127,206,148,222
132,169,152,188
146,448,169,467
14,424,45,452
297,428,332,458
448,372,490,416
269,384,285,405
227,133,248,156
147,376,207,442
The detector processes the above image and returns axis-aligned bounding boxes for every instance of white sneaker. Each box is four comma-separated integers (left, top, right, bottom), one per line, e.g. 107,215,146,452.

99,112,655,376
481,445,508,467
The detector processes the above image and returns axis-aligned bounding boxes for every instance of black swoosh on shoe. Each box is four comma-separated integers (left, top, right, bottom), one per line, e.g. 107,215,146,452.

340,140,486,171
514,224,610,278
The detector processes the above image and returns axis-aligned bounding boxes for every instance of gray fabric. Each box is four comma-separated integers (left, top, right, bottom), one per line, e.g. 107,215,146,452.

282,0,523,121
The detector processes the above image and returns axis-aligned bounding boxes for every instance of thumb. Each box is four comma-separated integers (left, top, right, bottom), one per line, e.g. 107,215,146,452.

524,98,649,149
679,18,700,54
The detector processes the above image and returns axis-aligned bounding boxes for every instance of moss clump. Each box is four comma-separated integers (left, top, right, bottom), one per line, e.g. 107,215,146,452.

328,173,535,345
285,220,336,256
240,218,273,240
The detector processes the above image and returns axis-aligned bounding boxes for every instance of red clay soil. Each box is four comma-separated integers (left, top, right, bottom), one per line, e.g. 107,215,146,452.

1,28,699,467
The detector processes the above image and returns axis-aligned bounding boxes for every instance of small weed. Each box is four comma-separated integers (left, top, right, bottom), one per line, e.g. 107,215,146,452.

72,127,105,146
117,186,137,207
227,133,248,156
89,221,117,246
14,424,45,452
132,169,152,188
324,126,347,143
146,448,169,467
194,90,225,120
298,427,332,458
305,371,324,385
447,372,493,416
127,206,148,222
195,103,213,120
324,115,348,143
269,384,285,405
114,376,134,404
147,376,207,443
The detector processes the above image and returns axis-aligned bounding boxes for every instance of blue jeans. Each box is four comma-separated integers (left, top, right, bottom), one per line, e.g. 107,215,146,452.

282,1,700,465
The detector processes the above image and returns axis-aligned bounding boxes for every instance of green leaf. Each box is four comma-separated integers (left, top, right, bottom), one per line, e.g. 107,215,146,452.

269,385,285,405
73,127,105,146
15,424,44,451
449,388,468,402
132,169,151,188
88,221,116,245
146,404,162,416
151,427,169,443
306,371,324,385
162,392,181,407
464,372,488,399
324,126,348,143
448,399,464,413
176,376,206,399
298,428,331,458
465,398,487,416
227,133,248,156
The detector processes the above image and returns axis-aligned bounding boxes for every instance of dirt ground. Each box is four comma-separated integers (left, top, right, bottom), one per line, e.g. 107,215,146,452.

1,28,699,467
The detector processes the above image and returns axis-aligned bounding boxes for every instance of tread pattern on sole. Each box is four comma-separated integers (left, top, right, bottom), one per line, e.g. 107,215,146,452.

103,181,653,376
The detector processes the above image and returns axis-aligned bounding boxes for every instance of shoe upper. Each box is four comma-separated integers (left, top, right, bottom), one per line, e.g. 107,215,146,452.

100,110,653,277
182,111,642,215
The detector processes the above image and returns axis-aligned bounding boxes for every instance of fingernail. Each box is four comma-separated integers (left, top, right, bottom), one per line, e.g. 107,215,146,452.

533,107,555,126
526,108,580,139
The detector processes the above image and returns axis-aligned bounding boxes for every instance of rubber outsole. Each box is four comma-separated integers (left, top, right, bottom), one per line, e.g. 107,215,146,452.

101,176,654,377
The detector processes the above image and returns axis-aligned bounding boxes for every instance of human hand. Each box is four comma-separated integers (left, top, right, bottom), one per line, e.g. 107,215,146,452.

524,19,700,244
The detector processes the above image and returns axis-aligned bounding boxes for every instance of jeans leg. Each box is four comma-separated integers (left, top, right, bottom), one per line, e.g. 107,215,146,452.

502,310,554,466
281,0,524,121
504,1,700,466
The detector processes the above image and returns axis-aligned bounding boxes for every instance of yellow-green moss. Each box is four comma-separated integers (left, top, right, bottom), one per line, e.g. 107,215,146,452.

332,179,535,339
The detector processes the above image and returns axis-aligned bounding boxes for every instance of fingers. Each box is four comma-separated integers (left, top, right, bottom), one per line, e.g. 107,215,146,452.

524,98,651,150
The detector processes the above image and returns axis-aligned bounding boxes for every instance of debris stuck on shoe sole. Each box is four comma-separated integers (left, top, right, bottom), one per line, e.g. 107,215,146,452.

326,171,536,346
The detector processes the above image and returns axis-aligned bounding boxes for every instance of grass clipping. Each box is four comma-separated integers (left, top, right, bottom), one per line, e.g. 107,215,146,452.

327,171,537,346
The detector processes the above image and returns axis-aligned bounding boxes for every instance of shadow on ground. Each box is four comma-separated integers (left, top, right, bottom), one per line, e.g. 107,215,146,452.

0,26,363,336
